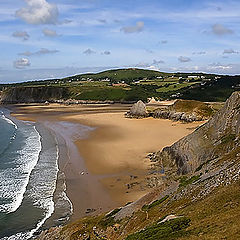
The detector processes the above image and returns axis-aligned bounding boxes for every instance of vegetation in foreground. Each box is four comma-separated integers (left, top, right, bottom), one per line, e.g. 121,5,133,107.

37,92,240,240
38,178,240,240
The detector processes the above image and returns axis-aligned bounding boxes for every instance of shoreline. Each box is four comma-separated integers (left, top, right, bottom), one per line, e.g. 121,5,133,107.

0,108,70,239
8,103,204,222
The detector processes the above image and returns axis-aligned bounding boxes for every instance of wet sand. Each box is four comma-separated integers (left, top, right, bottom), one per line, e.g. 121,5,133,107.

9,103,204,220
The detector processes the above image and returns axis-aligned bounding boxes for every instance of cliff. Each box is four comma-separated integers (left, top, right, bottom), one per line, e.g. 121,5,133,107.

125,99,215,122
38,92,240,240
153,91,240,177
152,99,215,122
0,86,70,103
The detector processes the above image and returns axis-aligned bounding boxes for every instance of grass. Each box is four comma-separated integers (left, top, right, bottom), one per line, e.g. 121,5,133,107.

180,75,240,102
179,175,200,188
171,99,214,117
156,82,200,93
142,195,169,211
50,176,240,240
195,160,211,172
98,208,121,229
178,180,240,239
64,68,169,83
3,69,240,103
125,217,191,240
220,134,236,145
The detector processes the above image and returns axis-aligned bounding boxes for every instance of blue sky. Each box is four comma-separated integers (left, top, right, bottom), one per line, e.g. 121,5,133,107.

0,0,240,83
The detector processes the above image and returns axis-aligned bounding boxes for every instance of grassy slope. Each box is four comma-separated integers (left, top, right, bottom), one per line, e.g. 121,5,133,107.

2,69,240,102
170,99,215,118
64,68,169,82
180,76,240,102
48,178,240,240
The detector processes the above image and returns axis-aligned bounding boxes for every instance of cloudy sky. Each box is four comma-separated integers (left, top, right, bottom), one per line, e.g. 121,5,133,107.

0,0,240,83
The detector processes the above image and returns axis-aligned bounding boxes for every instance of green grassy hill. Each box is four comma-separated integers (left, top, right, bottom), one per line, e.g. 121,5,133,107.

63,68,169,83
2,68,240,103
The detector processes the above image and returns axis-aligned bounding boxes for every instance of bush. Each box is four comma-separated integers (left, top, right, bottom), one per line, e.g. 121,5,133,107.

179,175,200,188
142,195,169,211
126,217,191,240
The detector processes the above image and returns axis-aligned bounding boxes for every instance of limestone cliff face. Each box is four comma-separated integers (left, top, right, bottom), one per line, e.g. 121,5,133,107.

36,92,240,240
154,91,240,177
1,86,69,103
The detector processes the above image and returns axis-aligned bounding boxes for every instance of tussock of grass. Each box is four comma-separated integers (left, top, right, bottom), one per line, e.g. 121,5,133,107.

171,99,214,118
98,208,121,229
125,217,190,240
142,195,169,211
179,175,200,188
220,134,236,145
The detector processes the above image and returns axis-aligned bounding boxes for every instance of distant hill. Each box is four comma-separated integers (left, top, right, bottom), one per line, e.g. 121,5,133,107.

1,68,240,103
62,68,170,83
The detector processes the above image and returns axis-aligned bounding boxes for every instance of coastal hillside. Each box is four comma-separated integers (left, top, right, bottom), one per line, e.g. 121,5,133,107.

154,91,240,176
0,86,70,103
1,69,240,103
38,92,240,239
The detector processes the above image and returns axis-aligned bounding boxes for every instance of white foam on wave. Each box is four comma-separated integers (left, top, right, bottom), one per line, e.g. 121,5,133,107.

0,111,18,130
0,128,60,240
23,131,60,239
1,123,74,240
0,126,41,213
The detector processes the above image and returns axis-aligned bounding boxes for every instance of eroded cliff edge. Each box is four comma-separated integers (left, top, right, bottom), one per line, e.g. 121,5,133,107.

153,91,240,177
38,92,240,240
0,86,69,103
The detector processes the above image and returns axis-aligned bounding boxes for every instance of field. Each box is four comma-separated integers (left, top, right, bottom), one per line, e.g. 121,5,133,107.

2,68,240,102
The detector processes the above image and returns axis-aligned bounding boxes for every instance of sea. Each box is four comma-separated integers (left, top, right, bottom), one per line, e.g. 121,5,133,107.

0,108,73,239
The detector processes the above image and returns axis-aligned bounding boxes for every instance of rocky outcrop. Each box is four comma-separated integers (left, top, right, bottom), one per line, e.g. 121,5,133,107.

126,99,213,122
125,100,148,118
152,99,213,122
1,86,70,103
153,109,203,122
153,91,240,178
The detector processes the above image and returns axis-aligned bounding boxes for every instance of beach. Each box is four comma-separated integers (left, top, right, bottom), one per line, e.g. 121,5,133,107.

10,103,204,221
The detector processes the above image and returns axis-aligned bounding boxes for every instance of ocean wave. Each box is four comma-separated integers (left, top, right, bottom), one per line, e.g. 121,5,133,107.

0,126,42,213
0,111,18,157
0,122,74,239
0,111,18,130
22,129,60,238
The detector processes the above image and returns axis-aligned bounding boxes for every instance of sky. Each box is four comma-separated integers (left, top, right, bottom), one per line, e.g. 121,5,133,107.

0,0,240,83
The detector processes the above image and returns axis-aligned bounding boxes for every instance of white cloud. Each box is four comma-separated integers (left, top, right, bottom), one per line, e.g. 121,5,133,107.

223,49,238,54
12,31,30,41
83,48,96,55
42,28,58,37
16,0,58,25
208,62,233,70
178,56,192,63
134,62,150,68
161,40,168,44
153,59,165,64
19,48,59,56
192,51,206,55
98,19,107,24
211,24,233,36
121,21,144,33
13,58,30,69
102,51,111,55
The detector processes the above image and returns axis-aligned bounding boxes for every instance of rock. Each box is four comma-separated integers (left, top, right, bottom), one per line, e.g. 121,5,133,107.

159,214,181,223
154,91,240,178
126,100,148,118
153,108,203,122
0,86,70,103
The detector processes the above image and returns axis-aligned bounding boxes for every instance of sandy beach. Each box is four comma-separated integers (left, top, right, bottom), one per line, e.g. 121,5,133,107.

9,103,204,221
